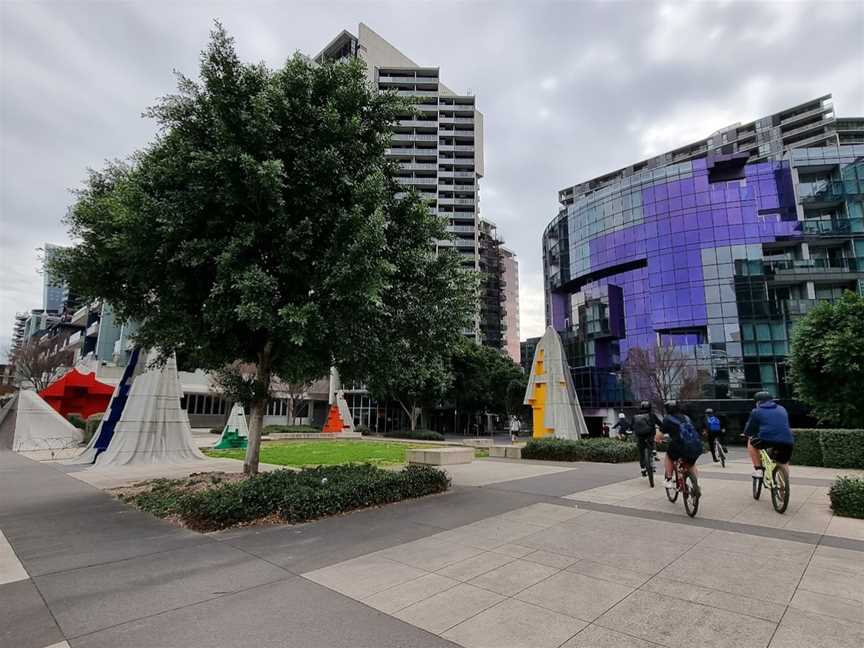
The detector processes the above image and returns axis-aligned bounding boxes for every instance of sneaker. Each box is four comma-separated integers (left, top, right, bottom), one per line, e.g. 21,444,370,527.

664,478,675,489
641,469,647,477
654,454,659,462
752,467,764,479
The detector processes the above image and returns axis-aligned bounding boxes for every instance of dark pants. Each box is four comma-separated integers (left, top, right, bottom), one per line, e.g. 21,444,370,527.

636,435,655,470
707,431,725,461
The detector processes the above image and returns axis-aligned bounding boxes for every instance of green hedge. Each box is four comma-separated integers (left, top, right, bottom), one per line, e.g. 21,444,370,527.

263,424,318,435
828,476,864,519
791,429,864,469
522,437,639,463
67,414,87,430
123,464,450,531
384,429,445,441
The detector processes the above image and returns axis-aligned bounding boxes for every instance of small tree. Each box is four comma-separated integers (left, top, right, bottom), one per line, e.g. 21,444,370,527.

789,291,864,427
9,339,72,391
363,196,476,431
50,24,433,474
623,343,701,411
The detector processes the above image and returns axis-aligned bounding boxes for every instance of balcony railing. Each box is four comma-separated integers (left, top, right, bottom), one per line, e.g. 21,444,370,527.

763,257,864,274
800,217,864,235
392,133,438,141
397,177,437,185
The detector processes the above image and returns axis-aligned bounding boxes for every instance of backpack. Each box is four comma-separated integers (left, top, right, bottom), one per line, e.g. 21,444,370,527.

707,416,721,433
632,413,654,437
674,415,703,457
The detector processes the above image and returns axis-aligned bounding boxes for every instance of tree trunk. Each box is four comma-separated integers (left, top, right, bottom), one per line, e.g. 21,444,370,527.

409,404,419,432
243,342,273,475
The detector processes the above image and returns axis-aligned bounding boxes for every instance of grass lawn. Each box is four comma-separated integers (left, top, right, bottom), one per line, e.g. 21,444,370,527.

205,440,441,467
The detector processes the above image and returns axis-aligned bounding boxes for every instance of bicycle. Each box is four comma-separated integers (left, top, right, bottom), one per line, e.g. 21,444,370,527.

752,447,790,514
713,436,726,468
641,442,655,488
665,457,700,517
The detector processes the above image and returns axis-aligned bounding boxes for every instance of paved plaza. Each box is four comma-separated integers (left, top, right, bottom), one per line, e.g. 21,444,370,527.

1,449,862,648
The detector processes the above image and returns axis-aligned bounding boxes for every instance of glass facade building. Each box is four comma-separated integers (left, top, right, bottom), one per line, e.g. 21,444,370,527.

544,117,864,413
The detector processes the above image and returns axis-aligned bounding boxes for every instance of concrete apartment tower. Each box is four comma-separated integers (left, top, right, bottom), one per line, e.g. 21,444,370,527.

316,24,486,334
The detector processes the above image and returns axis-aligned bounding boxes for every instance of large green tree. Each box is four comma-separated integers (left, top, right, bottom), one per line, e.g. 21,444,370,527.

363,196,476,431
788,291,864,427
51,24,446,473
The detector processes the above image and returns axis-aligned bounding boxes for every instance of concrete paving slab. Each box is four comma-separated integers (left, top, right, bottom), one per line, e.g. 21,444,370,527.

809,545,864,575
303,554,427,600
494,502,585,526
522,549,579,570
657,543,808,605
489,543,534,558
515,570,634,622
565,560,652,588
68,577,461,648
0,528,29,584
596,590,776,648
0,579,66,648
561,624,664,648
486,463,637,497
376,536,486,571
799,564,864,603
643,575,787,623
789,589,864,624
769,608,864,648
467,558,559,596
443,461,575,487
442,598,586,648
362,573,462,614
35,541,291,638
393,583,504,635
435,551,516,582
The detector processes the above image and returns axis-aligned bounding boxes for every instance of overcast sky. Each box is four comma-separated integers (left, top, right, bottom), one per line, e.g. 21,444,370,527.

2,0,863,359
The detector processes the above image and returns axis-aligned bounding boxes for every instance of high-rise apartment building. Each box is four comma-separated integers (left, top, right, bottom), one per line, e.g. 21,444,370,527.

501,247,520,363
316,24,492,338
543,95,863,430
42,243,65,313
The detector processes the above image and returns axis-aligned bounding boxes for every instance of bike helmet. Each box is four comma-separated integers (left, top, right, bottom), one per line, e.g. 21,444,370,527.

754,391,773,403
664,400,680,414
640,400,651,411
618,413,626,419
705,408,714,414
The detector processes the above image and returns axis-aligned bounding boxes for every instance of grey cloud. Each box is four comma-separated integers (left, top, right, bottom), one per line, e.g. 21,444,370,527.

2,0,863,357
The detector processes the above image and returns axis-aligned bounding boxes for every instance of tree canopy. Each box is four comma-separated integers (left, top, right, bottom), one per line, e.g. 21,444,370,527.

448,338,525,418
788,291,864,427
51,24,468,471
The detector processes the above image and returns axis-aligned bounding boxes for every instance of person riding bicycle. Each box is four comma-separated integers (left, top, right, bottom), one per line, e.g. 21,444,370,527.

656,400,702,491
632,401,662,477
612,412,630,439
702,408,726,463
744,392,794,479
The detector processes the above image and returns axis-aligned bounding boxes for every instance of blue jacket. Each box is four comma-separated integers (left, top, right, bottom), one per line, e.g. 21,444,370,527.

744,402,794,445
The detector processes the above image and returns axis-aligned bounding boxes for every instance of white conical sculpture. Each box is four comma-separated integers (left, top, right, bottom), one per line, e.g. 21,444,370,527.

524,326,588,440
216,402,249,443
335,390,355,434
94,351,205,466
0,390,83,452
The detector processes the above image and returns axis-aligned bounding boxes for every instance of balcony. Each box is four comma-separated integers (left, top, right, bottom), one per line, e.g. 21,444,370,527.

439,170,475,178
448,225,476,234
439,197,476,206
780,104,832,127
397,177,438,185
386,148,437,157
763,256,864,277
86,321,99,337
400,163,437,171
439,116,474,124
65,331,82,348
392,133,438,142
439,144,475,152
397,90,438,97
800,217,864,235
398,119,438,128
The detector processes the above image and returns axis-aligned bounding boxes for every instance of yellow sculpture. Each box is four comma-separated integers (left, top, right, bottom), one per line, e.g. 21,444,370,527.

524,326,588,440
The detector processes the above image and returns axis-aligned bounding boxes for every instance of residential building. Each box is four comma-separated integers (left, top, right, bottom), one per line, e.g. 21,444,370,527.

520,337,540,374
41,243,66,313
501,247,520,363
315,23,489,335
544,95,863,430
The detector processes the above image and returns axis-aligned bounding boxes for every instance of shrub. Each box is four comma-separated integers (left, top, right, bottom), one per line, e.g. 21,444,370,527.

790,429,864,469
820,430,864,469
67,413,86,430
127,464,450,531
791,429,824,467
263,424,318,435
828,476,864,519
522,437,639,463
384,429,445,441
84,413,103,444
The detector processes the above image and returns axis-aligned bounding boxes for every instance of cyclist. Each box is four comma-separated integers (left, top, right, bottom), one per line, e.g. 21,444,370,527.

656,400,703,491
702,408,726,462
632,401,662,477
612,412,630,438
744,392,794,479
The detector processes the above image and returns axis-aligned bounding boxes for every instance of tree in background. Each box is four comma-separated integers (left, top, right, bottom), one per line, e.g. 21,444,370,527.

9,339,72,391
363,195,476,431
448,339,525,432
789,291,864,427
50,24,440,474
623,344,704,412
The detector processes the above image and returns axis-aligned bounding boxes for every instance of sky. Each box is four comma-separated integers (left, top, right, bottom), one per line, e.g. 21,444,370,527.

2,0,863,360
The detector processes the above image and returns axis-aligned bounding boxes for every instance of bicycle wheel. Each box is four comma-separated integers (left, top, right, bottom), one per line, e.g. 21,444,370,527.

644,447,655,488
665,473,678,502
771,464,790,514
752,475,762,500
716,439,726,468
683,473,700,517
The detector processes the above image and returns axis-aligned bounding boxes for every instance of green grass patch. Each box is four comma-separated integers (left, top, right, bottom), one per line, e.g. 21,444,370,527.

205,440,437,467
